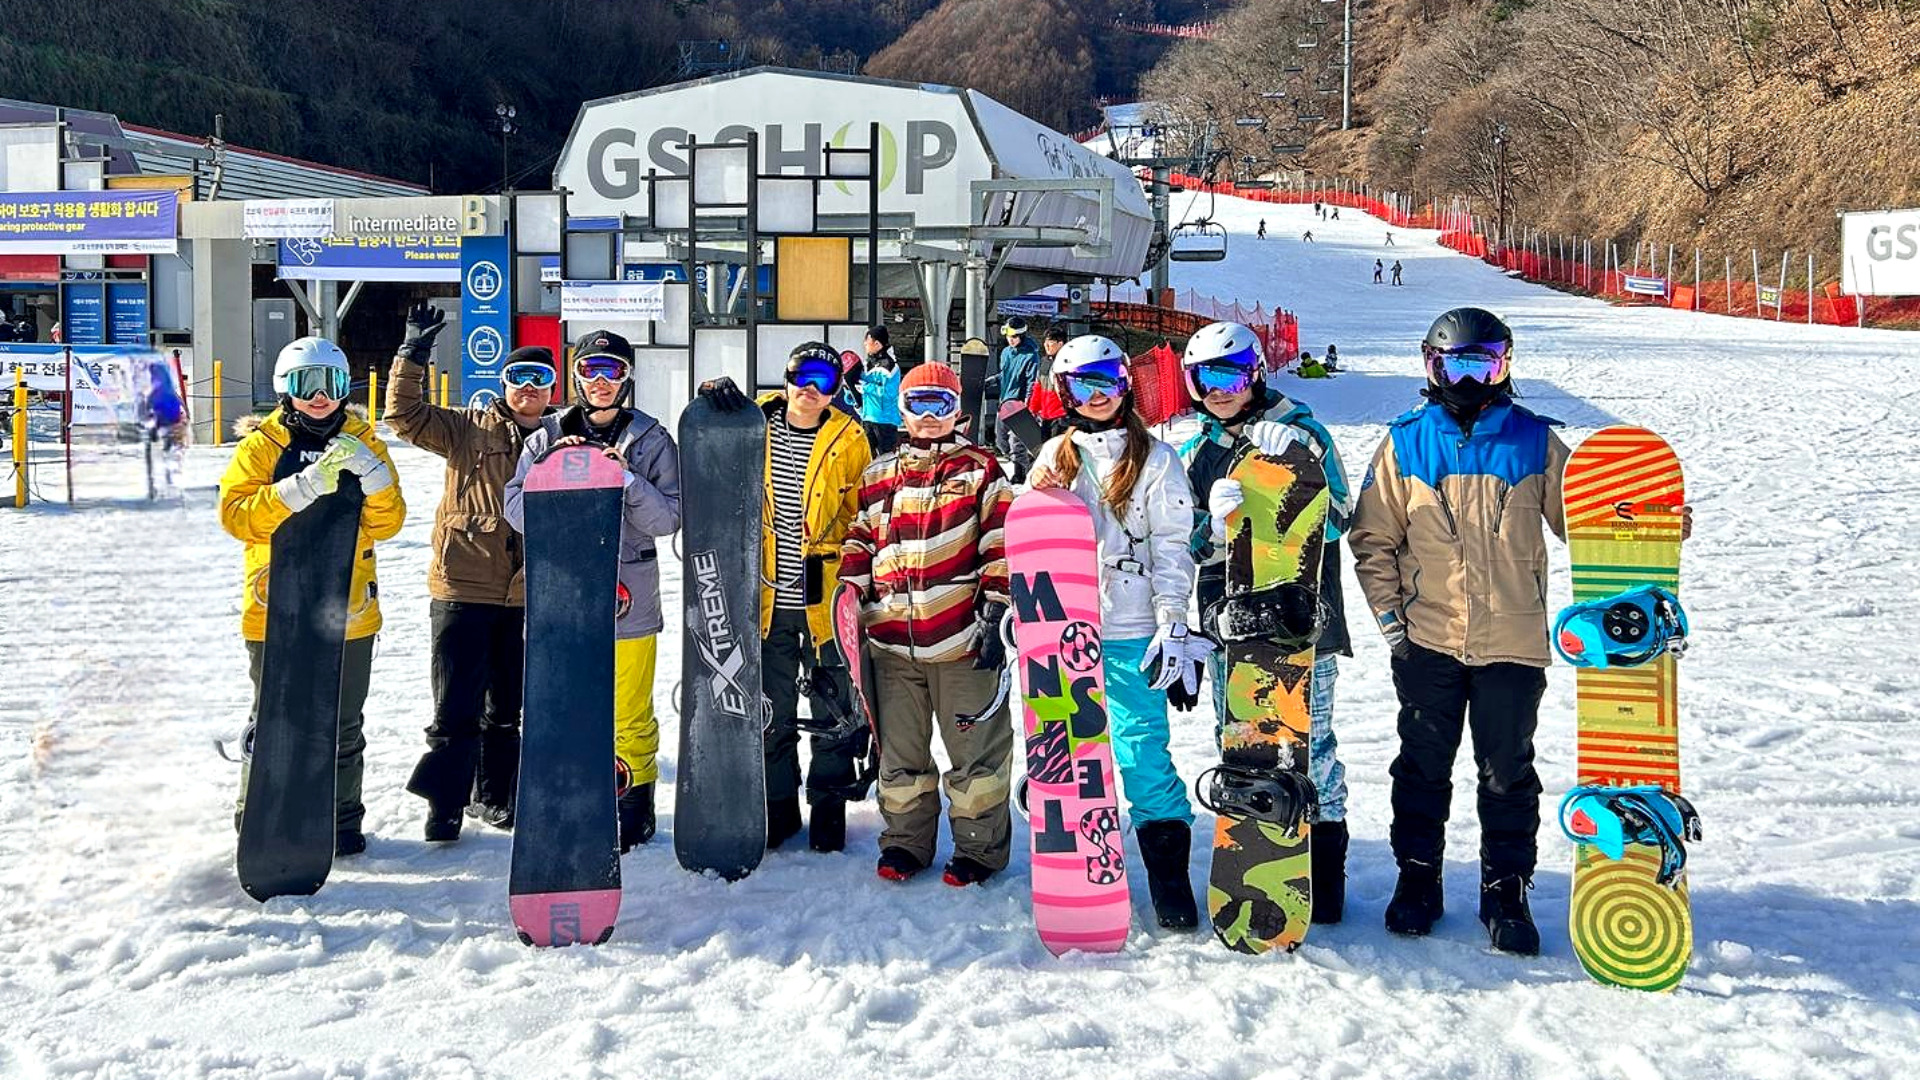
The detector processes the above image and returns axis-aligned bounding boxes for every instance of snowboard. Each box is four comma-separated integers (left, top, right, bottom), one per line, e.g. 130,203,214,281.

957,346,989,442
235,474,364,902
997,400,1046,456
1206,444,1328,954
509,446,625,947
831,581,882,754
675,397,769,880
1562,426,1690,991
1006,487,1130,955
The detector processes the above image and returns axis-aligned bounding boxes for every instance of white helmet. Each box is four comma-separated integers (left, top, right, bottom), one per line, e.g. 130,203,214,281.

1053,333,1127,374
1182,321,1264,370
273,336,350,395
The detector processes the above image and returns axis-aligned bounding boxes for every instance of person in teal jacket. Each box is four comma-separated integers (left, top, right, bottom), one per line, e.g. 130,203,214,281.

857,325,902,454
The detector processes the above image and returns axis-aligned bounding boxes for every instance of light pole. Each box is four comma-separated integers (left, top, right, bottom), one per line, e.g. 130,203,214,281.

495,103,517,192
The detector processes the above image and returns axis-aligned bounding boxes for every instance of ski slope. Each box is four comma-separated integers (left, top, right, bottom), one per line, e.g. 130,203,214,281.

4,195,1919,1079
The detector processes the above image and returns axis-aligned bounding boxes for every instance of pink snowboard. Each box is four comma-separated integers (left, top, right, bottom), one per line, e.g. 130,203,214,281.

1006,488,1130,955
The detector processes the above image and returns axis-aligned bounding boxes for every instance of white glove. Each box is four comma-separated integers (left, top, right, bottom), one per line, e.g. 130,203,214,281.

1208,478,1243,542
325,435,394,494
1140,622,1216,692
273,456,340,512
1245,421,1301,458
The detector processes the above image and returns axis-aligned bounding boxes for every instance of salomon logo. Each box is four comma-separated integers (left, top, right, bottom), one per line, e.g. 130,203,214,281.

691,550,749,717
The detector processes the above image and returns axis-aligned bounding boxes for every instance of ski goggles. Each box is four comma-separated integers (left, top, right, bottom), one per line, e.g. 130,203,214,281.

901,387,960,419
785,358,841,395
284,365,351,402
574,355,631,385
1423,341,1511,386
501,361,557,389
1056,358,1130,408
1185,358,1259,399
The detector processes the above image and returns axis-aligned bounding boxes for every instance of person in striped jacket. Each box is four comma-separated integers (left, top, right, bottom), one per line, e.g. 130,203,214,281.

839,362,1014,887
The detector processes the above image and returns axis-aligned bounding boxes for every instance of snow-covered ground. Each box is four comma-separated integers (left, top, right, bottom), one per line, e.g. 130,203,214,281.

5,195,1919,1079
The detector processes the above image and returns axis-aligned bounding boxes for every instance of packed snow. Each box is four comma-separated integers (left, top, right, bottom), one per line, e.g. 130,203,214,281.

4,193,1919,1079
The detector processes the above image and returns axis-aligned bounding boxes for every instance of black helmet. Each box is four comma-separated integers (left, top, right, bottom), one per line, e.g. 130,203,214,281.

1422,307,1512,386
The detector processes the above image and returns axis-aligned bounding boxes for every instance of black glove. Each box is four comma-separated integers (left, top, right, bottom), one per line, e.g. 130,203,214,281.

971,601,1009,671
698,375,751,413
398,301,446,361
1167,661,1204,712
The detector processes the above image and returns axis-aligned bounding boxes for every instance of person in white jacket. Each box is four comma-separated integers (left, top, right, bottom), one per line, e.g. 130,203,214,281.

1027,334,1210,930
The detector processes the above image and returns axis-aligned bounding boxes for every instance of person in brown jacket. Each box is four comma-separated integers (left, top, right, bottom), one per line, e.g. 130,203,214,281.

384,302,556,840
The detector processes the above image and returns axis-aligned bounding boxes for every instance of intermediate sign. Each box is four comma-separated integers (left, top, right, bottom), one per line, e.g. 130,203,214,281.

0,190,178,255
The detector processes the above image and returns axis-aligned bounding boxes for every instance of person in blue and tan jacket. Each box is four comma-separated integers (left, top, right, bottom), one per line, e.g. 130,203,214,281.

219,336,406,857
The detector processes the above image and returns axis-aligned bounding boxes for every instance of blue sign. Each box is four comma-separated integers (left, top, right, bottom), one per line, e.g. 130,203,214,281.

460,235,513,401
108,283,149,344
63,283,106,345
0,190,178,255
623,262,772,292
278,235,461,283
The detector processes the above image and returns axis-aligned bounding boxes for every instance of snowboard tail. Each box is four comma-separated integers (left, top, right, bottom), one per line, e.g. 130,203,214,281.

236,477,363,902
509,447,626,946
1205,446,1327,955
1563,426,1690,991
675,398,769,880
1007,488,1130,956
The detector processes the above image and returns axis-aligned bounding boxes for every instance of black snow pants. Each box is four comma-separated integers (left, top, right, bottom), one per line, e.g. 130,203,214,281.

406,600,526,813
1388,643,1547,880
762,608,866,806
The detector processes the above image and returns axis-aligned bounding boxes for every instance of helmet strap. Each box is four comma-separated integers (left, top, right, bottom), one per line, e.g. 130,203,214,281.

1064,393,1130,433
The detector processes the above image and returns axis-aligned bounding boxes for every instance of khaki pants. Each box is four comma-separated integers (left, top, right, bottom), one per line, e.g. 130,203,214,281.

872,651,1013,869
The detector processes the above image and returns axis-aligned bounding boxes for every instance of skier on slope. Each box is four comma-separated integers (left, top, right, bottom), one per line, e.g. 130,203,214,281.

695,344,874,854
1175,321,1355,923
857,325,902,455
838,361,1014,887
1027,335,1209,930
385,302,557,840
218,336,406,857
1348,307,1690,954
503,329,681,853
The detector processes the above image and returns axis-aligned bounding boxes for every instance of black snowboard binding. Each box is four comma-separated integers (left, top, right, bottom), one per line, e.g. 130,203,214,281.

1195,764,1319,837
1206,583,1323,651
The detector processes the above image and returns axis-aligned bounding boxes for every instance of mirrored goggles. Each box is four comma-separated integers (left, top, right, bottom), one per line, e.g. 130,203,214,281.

285,365,351,402
901,387,960,419
501,361,557,389
1056,358,1130,408
1185,358,1258,398
574,355,631,385
786,358,841,395
1424,341,1511,386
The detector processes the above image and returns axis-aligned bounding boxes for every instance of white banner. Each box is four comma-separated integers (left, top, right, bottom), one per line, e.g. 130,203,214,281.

561,281,666,321
243,199,335,239
0,345,152,426
1623,274,1669,298
1841,209,1920,297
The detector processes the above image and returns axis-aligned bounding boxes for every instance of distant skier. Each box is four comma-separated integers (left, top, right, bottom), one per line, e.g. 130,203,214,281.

1314,200,1323,219
1176,321,1355,923
504,329,682,853
218,336,406,857
140,351,190,494
1324,344,1340,372
1374,260,1385,285
1302,230,1315,243
1330,207,1340,221
1257,219,1267,240
1392,260,1405,286
1385,231,1396,247
1028,335,1207,930
1297,352,1330,379
857,325,901,455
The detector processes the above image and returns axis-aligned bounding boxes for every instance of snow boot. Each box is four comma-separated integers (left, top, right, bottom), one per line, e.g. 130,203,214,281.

1138,819,1200,930
1384,859,1444,936
942,855,997,887
767,796,803,850
808,799,847,853
424,806,463,843
876,846,926,882
465,800,514,832
335,830,367,857
1479,873,1541,956
618,783,656,853
1311,819,1348,925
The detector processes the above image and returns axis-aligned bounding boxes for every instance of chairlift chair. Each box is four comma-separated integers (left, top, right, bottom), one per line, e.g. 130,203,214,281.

1169,220,1229,262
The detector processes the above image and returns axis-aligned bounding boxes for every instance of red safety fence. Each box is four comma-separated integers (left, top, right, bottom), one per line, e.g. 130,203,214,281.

1025,341,1188,427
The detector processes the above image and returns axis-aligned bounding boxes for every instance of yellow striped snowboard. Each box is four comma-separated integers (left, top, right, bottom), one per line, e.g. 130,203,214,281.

1562,426,1689,991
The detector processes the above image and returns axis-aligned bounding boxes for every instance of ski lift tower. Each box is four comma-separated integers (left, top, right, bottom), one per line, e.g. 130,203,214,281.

1101,112,1220,305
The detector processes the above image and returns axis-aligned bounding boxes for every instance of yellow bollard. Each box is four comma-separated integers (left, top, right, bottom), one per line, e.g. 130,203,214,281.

212,360,224,447
439,371,450,410
426,363,436,403
13,367,28,508
368,368,380,424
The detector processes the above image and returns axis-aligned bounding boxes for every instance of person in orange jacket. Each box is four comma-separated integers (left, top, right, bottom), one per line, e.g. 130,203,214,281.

219,336,406,856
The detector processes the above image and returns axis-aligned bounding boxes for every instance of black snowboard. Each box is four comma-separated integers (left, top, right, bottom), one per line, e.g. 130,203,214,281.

957,346,989,442
509,446,625,946
236,475,363,902
675,397,768,880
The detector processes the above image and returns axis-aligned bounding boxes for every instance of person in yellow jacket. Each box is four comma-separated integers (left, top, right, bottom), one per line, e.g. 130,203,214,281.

218,336,406,856
695,341,873,852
